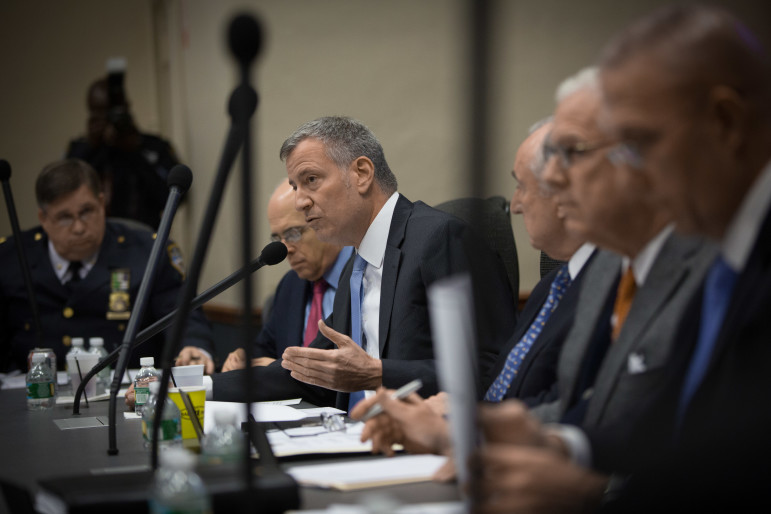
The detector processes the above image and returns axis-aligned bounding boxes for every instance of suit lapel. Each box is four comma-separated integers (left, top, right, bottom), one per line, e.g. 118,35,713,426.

27,230,68,300
378,195,411,355
333,256,354,339
559,251,621,405
501,267,559,394
587,236,696,422
289,276,311,344
700,209,771,388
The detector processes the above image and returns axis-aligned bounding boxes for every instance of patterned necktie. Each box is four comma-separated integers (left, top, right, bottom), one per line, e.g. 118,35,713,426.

348,254,368,411
611,267,637,341
303,279,329,346
485,265,571,402
677,256,738,424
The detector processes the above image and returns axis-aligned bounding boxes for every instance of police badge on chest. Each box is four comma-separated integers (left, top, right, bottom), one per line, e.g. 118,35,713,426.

107,268,131,320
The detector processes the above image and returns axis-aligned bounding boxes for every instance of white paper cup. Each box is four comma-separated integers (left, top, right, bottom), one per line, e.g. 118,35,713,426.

171,364,204,387
67,353,100,398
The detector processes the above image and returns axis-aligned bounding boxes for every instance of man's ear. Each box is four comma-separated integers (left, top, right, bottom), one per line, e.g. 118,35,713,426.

709,84,748,155
350,156,376,193
37,208,46,226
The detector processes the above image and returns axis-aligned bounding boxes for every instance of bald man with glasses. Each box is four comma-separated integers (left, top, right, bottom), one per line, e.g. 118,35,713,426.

221,181,352,371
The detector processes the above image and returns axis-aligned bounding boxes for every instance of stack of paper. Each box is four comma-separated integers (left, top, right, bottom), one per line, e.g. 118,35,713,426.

287,454,448,491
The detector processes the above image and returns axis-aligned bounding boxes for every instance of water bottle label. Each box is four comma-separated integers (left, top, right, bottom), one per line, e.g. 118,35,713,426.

160,418,181,440
27,382,55,399
142,419,181,442
135,387,150,406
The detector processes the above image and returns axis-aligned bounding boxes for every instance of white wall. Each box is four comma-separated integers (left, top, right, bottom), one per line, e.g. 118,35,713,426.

1,0,769,309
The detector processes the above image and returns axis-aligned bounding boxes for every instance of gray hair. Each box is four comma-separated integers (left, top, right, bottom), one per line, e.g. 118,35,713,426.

279,116,398,195
555,67,600,103
36,159,102,210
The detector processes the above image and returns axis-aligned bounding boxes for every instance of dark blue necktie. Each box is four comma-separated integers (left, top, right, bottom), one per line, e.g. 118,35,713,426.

348,254,368,412
485,265,571,402
677,256,738,425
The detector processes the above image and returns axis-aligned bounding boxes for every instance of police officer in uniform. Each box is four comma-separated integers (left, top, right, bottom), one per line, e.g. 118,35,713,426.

0,159,214,372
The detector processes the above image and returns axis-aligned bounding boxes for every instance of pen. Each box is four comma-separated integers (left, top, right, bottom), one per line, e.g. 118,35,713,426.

358,378,423,421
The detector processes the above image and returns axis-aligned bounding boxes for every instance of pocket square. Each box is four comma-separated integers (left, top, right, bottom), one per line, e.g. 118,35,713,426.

627,352,647,374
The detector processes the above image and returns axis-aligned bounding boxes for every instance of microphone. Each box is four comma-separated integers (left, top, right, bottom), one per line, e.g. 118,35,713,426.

71,242,287,414
228,13,263,66
106,164,191,455
0,160,44,350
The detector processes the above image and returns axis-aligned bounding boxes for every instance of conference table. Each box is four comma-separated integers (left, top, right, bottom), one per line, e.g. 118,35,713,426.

0,388,460,513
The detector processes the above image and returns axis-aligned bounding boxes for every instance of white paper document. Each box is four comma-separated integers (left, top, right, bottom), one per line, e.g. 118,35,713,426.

287,454,448,490
203,400,344,432
266,422,372,457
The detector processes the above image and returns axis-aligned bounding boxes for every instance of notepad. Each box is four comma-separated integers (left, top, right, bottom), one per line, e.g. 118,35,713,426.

287,454,448,491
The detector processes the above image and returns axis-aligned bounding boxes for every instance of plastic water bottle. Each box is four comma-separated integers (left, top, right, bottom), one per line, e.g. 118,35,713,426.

135,356,161,414
63,337,85,392
141,381,182,450
149,447,211,514
88,337,110,394
201,410,245,465
27,353,56,410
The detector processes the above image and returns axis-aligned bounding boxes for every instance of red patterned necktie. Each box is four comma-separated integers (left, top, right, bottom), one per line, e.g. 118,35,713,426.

303,279,329,346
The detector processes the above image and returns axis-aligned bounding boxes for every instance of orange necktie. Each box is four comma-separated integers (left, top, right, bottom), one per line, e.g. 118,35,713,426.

611,267,637,341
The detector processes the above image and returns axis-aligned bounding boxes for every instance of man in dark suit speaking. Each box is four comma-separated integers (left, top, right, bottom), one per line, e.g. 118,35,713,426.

212,116,517,409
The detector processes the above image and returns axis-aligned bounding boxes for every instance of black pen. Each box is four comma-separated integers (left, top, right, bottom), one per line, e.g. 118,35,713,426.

358,378,423,421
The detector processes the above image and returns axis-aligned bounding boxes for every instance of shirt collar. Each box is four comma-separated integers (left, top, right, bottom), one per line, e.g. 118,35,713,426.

721,159,771,272
323,246,354,289
567,243,596,280
621,224,675,286
356,192,400,269
48,240,98,282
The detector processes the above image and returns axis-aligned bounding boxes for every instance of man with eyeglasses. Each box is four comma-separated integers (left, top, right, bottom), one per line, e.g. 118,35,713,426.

463,5,771,513
220,181,352,371
0,159,214,373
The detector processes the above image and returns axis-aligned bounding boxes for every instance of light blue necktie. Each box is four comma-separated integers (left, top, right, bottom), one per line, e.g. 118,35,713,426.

676,256,738,425
348,254,368,412
485,265,572,402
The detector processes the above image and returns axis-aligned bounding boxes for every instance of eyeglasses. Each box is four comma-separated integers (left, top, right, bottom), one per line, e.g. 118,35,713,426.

544,139,645,171
542,139,617,169
47,205,99,229
606,141,645,170
270,225,308,244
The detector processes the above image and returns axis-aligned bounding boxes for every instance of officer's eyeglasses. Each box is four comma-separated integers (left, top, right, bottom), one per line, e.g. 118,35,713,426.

48,205,99,229
270,226,308,244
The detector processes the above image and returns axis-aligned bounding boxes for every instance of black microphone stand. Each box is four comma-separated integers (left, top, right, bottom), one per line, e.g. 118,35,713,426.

0,160,43,349
150,15,261,471
107,166,191,455
71,243,287,415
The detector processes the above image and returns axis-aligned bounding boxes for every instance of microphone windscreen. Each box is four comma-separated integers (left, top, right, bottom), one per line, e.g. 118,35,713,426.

168,165,193,193
228,13,263,64
260,241,288,266
0,160,11,181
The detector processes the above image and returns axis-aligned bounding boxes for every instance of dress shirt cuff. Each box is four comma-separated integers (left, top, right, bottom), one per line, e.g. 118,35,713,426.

203,375,213,400
544,423,592,469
